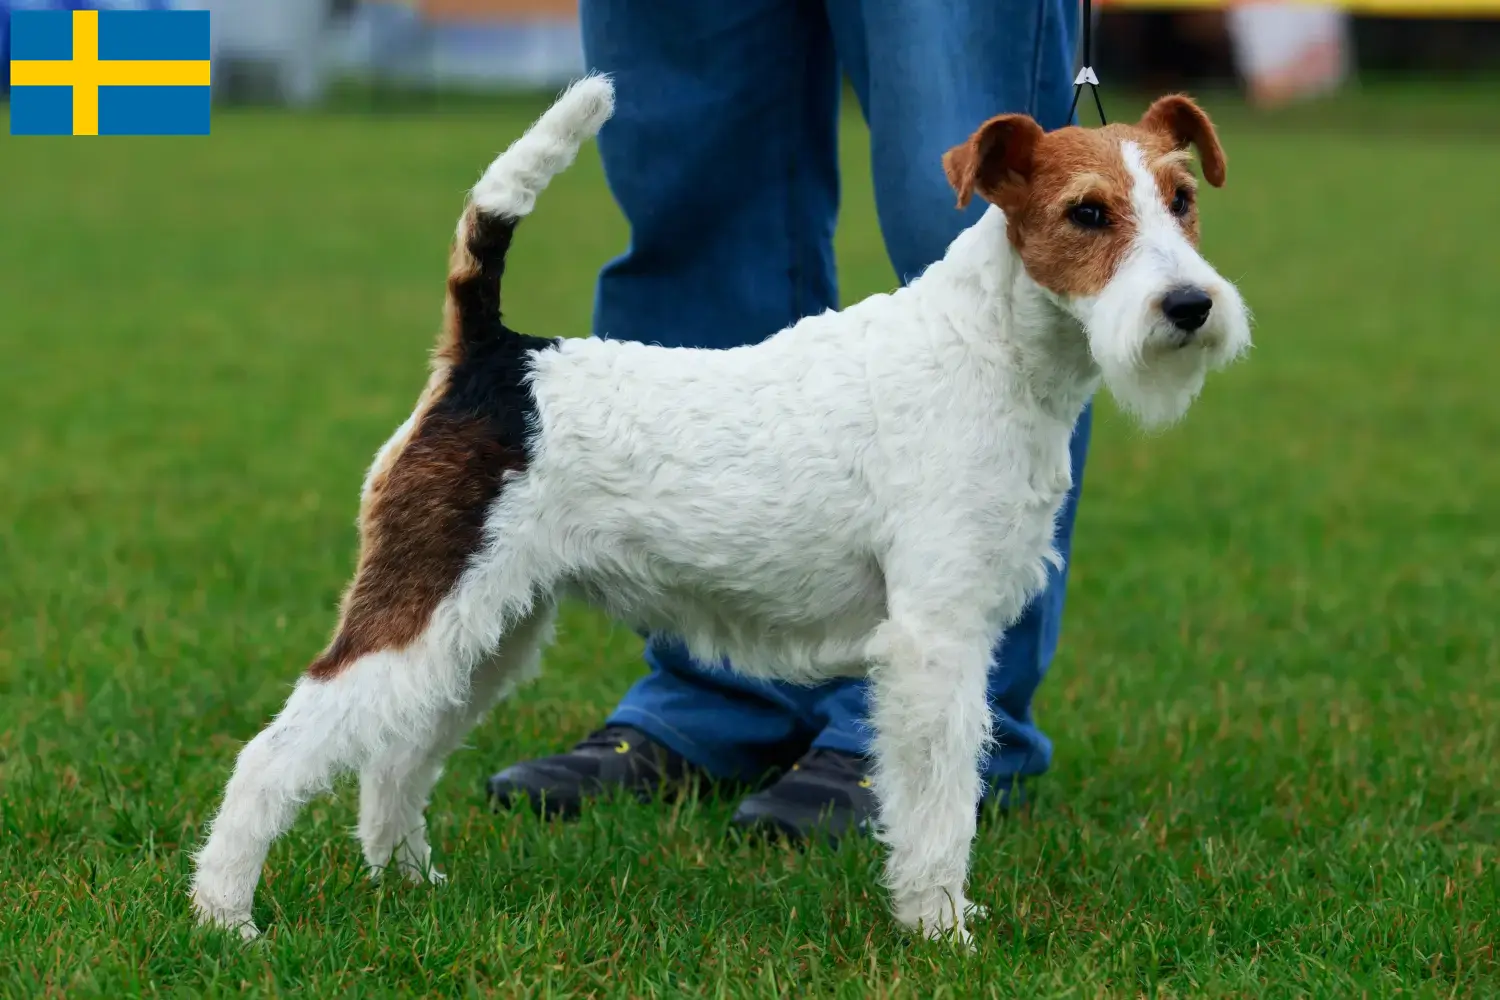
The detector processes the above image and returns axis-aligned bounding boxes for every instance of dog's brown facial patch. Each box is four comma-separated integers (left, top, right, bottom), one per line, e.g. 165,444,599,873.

307,206,557,679
943,94,1227,300
998,128,1140,298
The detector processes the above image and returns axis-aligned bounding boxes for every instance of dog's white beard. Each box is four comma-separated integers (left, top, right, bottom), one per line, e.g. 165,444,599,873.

1083,266,1252,430
1097,341,1211,429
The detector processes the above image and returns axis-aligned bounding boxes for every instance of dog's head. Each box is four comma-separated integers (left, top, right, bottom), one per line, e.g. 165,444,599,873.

944,95,1251,427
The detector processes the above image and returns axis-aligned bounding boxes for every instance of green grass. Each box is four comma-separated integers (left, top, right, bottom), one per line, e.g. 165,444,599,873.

2,87,1498,997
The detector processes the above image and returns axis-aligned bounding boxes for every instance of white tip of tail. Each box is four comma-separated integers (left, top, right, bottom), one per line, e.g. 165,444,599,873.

470,73,616,219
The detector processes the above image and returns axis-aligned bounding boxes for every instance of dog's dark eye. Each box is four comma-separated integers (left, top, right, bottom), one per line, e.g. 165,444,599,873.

1170,187,1193,217
1067,202,1109,230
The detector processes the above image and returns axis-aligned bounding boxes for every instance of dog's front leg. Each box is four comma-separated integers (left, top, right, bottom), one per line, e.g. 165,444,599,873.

865,599,997,945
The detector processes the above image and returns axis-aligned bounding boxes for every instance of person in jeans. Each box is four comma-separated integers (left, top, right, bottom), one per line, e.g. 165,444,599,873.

487,0,1093,841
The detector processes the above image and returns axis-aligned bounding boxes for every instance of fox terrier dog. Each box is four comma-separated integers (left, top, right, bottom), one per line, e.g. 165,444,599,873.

190,75,1250,943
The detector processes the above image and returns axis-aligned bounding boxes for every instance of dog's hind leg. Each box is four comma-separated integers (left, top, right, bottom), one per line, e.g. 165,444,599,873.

189,75,612,940
188,642,449,938
356,603,555,883
187,662,394,938
188,595,525,939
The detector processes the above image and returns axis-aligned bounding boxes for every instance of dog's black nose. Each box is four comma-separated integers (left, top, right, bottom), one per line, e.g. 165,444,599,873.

1161,287,1214,332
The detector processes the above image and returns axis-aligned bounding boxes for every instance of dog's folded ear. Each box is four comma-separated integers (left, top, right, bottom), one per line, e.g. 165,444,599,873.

943,114,1045,210
1139,95,1227,188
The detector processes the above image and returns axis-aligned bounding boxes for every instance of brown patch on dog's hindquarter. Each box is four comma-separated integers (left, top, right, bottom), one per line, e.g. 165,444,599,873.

306,410,524,679
307,199,552,680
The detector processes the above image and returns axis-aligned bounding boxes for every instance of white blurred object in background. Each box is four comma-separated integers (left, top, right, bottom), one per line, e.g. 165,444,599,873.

332,0,583,92
197,0,332,106
193,0,585,107
1227,2,1353,108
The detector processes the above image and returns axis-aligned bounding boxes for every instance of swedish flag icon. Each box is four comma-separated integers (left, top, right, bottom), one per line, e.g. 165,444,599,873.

9,9,211,136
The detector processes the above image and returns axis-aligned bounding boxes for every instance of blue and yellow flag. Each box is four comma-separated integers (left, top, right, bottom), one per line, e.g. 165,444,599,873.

9,9,210,136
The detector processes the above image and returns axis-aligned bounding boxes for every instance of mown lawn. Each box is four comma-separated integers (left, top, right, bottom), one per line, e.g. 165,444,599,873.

1,85,1497,997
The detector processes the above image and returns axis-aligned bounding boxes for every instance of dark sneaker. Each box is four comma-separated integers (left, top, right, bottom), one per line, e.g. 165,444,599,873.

730,747,876,844
485,725,702,819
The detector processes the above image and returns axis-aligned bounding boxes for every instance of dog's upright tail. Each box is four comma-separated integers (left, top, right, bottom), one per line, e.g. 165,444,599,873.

442,74,615,356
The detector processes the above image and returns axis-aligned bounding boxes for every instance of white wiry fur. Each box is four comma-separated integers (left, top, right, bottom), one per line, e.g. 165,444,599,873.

469,72,614,222
190,76,1250,945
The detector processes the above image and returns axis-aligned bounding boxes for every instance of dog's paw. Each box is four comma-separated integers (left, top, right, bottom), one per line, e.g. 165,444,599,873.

922,919,975,951
410,866,447,886
190,889,260,941
368,851,444,886
893,890,979,951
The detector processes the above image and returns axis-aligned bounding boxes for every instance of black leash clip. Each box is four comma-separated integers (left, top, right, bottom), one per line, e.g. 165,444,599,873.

1068,0,1108,125
1070,66,1107,126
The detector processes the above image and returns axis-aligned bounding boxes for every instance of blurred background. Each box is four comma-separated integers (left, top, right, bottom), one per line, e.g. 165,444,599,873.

7,0,1500,109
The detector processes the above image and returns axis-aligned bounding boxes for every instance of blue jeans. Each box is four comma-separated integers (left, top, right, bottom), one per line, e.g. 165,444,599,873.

580,0,1092,786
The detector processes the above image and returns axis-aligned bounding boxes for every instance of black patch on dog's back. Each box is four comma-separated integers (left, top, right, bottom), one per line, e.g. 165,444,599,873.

435,327,559,454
